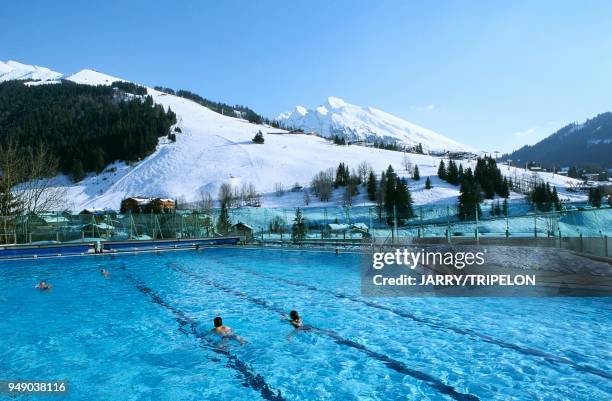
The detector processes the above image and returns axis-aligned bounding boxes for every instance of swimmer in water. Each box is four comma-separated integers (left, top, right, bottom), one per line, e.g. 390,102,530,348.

35,280,51,290
211,316,246,345
286,310,303,328
100,268,109,278
283,310,313,340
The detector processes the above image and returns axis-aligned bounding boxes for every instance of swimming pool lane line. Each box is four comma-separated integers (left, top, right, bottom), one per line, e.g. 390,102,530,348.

212,258,612,382
117,266,286,401
169,262,481,401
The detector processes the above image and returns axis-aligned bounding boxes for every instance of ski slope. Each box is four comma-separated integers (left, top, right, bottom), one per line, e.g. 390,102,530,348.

53,69,583,210
2,62,586,210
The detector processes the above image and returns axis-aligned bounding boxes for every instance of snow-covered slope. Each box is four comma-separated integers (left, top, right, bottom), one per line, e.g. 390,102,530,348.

0,60,62,82
277,96,475,152
5,64,583,210
61,70,428,208
57,69,583,210
67,69,123,86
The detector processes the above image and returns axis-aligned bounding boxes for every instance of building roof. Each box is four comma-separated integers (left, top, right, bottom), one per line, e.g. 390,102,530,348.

351,222,369,230
327,223,349,231
326,223,369,231
41,215,70,224
232,221,254,230
79,208,106,215
81,222,115,230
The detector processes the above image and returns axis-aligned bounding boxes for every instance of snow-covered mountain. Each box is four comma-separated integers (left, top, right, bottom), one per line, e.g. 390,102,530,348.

4,61,583,210
504,112,612,168
61,70,441,209
277,96,475,152
0,60,62,82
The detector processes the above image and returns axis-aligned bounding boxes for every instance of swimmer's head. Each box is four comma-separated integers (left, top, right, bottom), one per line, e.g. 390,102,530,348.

289,310,299,321
214,316,223,327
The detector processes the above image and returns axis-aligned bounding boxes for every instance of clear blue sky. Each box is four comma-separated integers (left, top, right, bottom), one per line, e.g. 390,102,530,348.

2,0,611,152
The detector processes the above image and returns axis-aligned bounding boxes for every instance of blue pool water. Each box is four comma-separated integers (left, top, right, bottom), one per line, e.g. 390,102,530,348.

0,248,610,400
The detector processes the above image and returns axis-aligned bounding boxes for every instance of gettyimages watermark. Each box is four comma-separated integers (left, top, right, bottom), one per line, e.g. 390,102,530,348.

360,241,612,297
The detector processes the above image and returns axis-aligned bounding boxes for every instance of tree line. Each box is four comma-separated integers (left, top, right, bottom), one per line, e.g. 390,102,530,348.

0,80,177,181
154,86,282,128
437,156,512,219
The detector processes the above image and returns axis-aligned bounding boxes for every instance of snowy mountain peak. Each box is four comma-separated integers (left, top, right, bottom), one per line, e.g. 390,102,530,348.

0,60,63,82
326,96,347,108
66,69,125,86
277,97,475,152
294,105,308,116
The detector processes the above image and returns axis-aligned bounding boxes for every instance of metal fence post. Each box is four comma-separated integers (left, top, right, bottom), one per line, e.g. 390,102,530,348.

419,207,423,238
475,204,479,244
393,205,398,244
446,205,450,244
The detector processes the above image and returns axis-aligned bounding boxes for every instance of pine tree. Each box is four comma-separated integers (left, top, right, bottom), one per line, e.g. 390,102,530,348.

500,177,510,198
291,208,307,243
473,156,507,199
457,174,482,220
588,186,603,208
530,182,557,211
394,177,414,224
413,165,420,180
252,130,264,144
494,200,502,216
366,171,377,201
437,160,446,180
425,176,432,189
335,162,349,187
447,160,459,185
568,166,579,179
384,165,397,225
552,187,560,210
376,171,386,222
216,203,231,233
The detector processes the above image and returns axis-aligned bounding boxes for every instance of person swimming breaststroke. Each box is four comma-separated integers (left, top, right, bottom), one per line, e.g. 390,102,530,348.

211,316,246,345
283,310,314,340
35,280,51,290
282,310,308,330
287,310,303,328
100,268,109,278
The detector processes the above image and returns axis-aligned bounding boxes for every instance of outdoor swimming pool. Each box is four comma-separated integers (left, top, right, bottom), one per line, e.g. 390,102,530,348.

0,248,610,400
